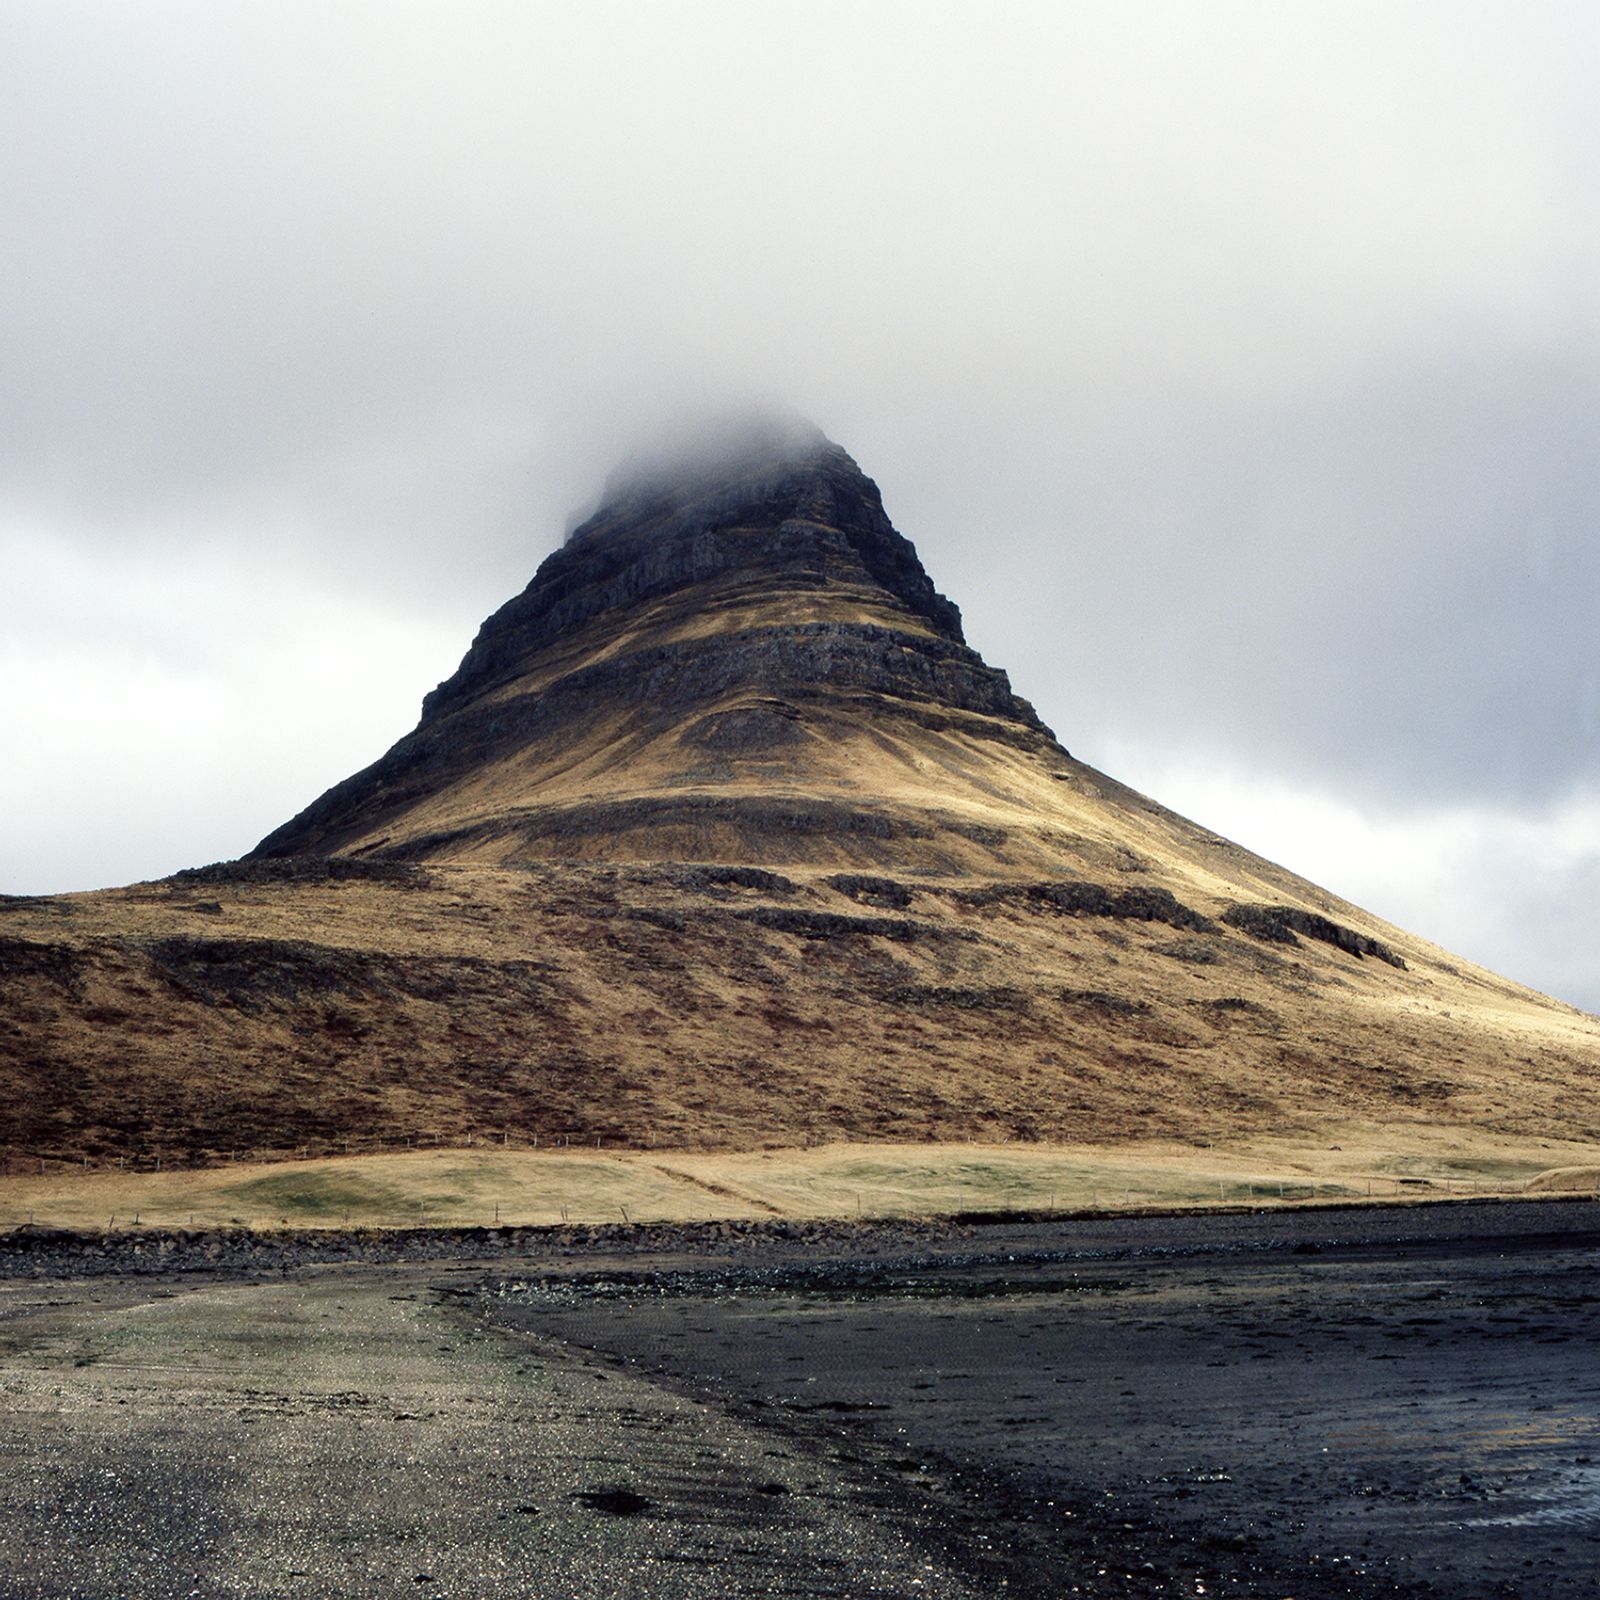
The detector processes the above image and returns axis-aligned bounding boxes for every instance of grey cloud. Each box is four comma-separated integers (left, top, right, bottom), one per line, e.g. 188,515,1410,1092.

910,340,1600,814
1477,857,1600,1017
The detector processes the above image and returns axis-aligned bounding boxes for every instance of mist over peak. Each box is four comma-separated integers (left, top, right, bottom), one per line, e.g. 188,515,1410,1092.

564,408,838,540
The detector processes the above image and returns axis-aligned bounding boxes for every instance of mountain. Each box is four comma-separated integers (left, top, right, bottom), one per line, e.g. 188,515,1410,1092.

250,415,1063,872
2,420,1597,1166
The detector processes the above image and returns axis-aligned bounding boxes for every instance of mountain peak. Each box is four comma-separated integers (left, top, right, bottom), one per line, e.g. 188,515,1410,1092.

250,427,1059,868
536,413,966,663
412,418,970,730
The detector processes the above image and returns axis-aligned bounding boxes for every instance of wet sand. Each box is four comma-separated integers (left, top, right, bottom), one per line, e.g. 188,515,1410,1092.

3,1201,1598,1596
488,1201,1600,1597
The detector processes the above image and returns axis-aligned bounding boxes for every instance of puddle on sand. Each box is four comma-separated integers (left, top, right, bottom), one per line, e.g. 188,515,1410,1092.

1465,1462,1600,1529
1331,1415,1596,1458
1330,1404,1600,1534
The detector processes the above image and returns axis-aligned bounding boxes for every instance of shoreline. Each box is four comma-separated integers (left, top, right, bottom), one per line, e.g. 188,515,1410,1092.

6,1190,1600,1280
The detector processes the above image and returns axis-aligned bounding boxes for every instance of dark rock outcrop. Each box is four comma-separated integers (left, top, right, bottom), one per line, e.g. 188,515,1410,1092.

421,427,969,723
1222,904,1406,969
953,880,1212,932
0,937,85,996
825,874,915,909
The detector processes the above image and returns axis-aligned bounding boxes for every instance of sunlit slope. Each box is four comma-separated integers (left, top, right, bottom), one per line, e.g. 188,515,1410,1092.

3,854,1596,1165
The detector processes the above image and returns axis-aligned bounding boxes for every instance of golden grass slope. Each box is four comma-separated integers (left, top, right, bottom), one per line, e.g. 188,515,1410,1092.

2,841,1596,1168
270,557,1081,874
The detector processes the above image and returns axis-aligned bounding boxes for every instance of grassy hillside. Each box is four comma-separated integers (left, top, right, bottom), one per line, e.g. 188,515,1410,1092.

4,846,1597,1170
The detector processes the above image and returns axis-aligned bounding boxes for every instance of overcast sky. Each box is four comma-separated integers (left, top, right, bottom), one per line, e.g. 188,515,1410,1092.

4,1,1597,1012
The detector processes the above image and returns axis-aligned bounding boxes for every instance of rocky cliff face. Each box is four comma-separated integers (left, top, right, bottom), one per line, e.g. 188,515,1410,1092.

423,421,971,719
250,422,1067,870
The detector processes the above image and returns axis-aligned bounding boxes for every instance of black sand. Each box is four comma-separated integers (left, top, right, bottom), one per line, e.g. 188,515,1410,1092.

487,1200,1600,1597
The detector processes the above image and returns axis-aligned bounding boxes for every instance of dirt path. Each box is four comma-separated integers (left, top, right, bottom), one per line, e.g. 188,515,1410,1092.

643,1161,788,1215
0,1270,993,1598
